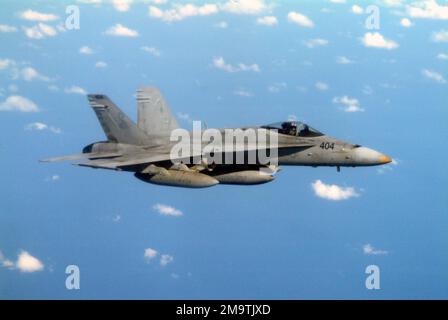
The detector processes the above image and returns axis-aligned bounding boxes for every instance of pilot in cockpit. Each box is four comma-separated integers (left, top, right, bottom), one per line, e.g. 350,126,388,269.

281,121,297,136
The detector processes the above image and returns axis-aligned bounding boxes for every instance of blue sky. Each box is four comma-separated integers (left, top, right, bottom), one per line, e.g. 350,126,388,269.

0,0,447,299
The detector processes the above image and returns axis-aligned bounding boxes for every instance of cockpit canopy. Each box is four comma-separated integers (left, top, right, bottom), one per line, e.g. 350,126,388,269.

261,121,324,137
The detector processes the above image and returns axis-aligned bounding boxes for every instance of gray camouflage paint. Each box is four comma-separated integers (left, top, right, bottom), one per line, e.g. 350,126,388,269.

42,87,392,188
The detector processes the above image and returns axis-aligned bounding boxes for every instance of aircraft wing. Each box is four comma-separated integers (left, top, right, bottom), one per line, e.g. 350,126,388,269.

40,152,123,163
76,152,177,170
75,142,315,170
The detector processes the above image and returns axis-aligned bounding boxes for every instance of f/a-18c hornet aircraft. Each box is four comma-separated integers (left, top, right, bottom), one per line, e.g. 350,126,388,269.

41,87,392,188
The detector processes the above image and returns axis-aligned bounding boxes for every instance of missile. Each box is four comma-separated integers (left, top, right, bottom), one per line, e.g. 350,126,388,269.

135,170,219,188
212,170,275,185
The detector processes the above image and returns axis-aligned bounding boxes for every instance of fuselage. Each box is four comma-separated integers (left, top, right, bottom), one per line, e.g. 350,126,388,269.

82,129,391,171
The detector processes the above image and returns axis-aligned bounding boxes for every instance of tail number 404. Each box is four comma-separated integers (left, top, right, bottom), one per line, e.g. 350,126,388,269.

320,142,335,150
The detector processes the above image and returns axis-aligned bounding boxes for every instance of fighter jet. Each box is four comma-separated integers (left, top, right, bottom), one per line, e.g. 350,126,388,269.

41,87,392,188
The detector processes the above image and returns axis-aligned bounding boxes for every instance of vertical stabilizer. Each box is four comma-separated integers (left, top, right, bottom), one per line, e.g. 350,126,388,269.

137,87,179,137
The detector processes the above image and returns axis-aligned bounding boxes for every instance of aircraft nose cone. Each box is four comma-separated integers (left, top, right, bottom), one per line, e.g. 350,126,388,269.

378,154,392,164
353,147,392,166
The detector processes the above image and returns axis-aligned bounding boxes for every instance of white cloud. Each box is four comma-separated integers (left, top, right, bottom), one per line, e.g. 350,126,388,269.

16,251,44,272
0,95,39,112
311,180,359,201
221,0,268,15
437,53,448,60
149,0,167,4
44,174,61,182
382,0,404,7
160,254,174,266
148,6,164,18
105,24,139,37
141,46,161,57
65,86,87,95
79,46,94,54
256,16,278,26
268,82,286,93
304,38,328,48
361,32,398,50
2,259,14,268
153,203,183,217
363,244,388,255
0,251,14,269
144,248,158,261
77,0,102,4
332,95,364,112
149,4,219,22
144,247,175,267
95,61,108,68
238,63,260,72
422,68,446,84
214,21,228,28
234,89,253,97
38,23,57,36
351,5,364,14
287,11,314,28
213,56,260,73
400,18,413,27
407,0,448,20
431,29,448,42
330,0,346,3
0,58,15,70
113,0,133,12
25,122,48,131
148,0,270,22
315,81,329,91
23,26,44,39
21,67,50,81
20,9,59,22
0,24,18,33
148,0,268,22
23,23,58,39
336,56,354,64
25,122,61,134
